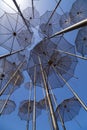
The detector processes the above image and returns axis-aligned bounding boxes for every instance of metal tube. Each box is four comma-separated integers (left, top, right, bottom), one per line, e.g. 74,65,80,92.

38,56,59,130
12,0,31,33
32,66,36,130
48,19,87,39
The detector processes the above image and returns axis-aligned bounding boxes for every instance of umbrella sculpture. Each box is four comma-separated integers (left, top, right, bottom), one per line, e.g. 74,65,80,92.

27,37,78,89
18,100,42,121
0,99,16,115
70,0,87,23
0,0,87,130
0,57,24,95
0,12,33,53
55,97,81,122
38,10,61,44
23,6,40,27
59,12,73,29
75,26,87,56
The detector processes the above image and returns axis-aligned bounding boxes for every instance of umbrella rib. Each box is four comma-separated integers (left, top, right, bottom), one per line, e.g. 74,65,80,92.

1,0,17,12
52,65,87,111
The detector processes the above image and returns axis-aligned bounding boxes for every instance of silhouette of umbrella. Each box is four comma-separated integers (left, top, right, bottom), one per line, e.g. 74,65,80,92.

18,100,42,121
0,12,33,53
0,99,16,115
55,97,81,122
59,12,73,29
0,58,24,95
23,7,40,27
27,37,78,89
70,0,87,23
75,26,87,56
39,10,61,43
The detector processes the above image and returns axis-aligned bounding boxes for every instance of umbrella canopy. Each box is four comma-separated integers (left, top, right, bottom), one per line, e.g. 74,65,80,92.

23,7,40,27
27,37,78,89
18,100,42,121
55,97,81,122
59,12,73,29
70,0,87,23
0,99,16,115
39,10,61,43
0,12,33,53
75,26,87,56
0,58,24,95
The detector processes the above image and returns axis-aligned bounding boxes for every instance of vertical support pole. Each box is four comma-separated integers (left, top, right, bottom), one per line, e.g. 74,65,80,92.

32,66,36,130
38,56,59,130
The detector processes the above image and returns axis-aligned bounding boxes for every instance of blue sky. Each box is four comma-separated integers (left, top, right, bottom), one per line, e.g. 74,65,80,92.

0,0,87,130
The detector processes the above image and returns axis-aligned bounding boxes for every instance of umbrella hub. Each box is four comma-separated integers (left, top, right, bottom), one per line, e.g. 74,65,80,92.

13,32,17,36
48,60,53,66
83,37,87,41
77,11,82,15
0,73,5,80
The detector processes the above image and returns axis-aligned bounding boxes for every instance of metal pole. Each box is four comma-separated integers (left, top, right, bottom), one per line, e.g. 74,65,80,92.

0,48,25,59
32,66,36,130
12,0,31,33
38,56,59,130
48,19,87,39
31,0,34,18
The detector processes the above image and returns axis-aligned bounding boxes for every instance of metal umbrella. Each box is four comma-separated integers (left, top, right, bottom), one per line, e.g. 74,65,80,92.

75,26,87,56
18,100,42,121
27,37,78,89
59,12,73,29
23,6,40,27
70,0,87,23
55,97,81,122
0,99,16,115
0,12,33,53
39,10,61,43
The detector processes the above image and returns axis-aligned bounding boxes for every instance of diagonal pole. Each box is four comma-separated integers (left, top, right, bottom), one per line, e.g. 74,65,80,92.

53,49,87,60
0,75,19,115
52,65,87,111
12,0,31,33
0,48,25,59
47,19,87,39
38,56,59,130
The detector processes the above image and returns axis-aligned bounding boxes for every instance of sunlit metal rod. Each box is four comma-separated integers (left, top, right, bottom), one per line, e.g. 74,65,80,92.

38,56,59,130
0,48,25,59
12,0,31,33
48,19,87,39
